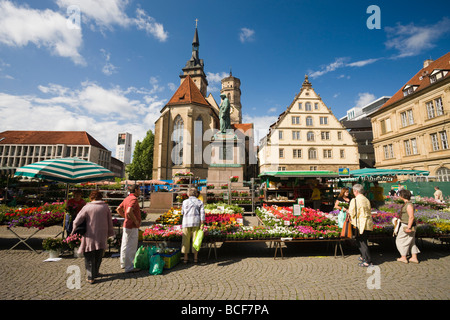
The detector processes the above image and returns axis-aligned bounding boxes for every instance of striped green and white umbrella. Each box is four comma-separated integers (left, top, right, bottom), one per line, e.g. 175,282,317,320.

14,157,114,183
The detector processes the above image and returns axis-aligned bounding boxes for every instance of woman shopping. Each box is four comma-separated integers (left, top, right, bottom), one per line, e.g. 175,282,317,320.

72,190,115,284
181,188,205,264
395,189,420,264
334,187,352,228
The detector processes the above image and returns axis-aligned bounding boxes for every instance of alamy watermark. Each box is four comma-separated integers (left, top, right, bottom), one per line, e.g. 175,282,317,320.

66,5,81,30
366,5,381,30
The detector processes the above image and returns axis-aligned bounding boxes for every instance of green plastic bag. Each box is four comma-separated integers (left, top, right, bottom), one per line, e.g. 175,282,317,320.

193,225,204,252
133,245,149,270
149,254,165,275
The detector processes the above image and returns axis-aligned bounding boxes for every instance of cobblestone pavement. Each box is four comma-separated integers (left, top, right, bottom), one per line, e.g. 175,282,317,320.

1,215,449,303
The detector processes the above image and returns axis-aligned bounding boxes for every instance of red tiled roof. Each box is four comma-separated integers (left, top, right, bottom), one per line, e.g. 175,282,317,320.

232,123,253,133
166,75,210,107
380,52,450,110
0,131,108,150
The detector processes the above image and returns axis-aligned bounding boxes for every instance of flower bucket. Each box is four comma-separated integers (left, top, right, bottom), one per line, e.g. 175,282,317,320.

48,250,60,259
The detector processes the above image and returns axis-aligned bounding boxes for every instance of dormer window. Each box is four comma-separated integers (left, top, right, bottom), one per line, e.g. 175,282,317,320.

429,69,449,84
402,84,418,97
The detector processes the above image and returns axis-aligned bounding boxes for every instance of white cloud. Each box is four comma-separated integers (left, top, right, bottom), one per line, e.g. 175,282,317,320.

347,58,380,67
354,92,376,109
385,17,450,58
0,81,166,154
56,0,168,41
100,49,118,76
239,28,255,43
134,8,168,42
207,72,229,83
56,0,130,29
309,57,381,78
0,0,85,65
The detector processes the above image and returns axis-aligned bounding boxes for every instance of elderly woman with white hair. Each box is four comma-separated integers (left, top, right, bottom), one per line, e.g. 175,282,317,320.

181,188,205,264
347,184,374,267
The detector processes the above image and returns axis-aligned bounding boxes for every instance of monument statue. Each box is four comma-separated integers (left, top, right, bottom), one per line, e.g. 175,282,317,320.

219,93,231,133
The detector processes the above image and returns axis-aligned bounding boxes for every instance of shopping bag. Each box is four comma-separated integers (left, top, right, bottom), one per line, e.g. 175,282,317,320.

193,225,204,252
340,217,353,239
149,254,165,275
133,245,149,270
337,210,346,229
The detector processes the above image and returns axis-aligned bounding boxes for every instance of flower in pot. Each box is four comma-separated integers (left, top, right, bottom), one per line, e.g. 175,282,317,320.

63,233,82,250
42,237,63,257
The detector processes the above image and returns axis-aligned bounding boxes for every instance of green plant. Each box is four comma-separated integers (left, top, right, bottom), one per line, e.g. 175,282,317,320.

42,237,63,251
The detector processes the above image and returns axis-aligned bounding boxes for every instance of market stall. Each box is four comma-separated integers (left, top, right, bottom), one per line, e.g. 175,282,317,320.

258,171,339,211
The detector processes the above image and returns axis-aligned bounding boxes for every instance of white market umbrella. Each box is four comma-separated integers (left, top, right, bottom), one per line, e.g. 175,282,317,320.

14,157,114,184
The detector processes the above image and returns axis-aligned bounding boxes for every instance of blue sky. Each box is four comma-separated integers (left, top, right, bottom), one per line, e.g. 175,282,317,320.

1,0,449,156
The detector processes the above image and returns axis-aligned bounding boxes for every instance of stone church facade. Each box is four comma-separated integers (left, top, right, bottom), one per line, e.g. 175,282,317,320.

152,25,254,181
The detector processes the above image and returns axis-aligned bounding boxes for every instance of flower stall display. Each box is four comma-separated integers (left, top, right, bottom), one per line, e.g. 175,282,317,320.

1,202,66,230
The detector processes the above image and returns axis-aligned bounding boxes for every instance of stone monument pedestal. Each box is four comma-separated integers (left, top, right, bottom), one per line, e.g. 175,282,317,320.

207,131,245,186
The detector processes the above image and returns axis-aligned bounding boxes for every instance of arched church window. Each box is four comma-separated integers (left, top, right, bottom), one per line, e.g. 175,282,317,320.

308,148,317,159
172,115,184,165
436,166,450,182
194,116,203,164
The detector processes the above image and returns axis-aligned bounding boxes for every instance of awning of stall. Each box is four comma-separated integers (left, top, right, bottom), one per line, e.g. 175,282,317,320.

349,168,429,179
259,171,340,178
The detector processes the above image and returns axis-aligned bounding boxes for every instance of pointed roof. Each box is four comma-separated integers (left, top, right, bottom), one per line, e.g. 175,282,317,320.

379,51,450,111
166,75,210,107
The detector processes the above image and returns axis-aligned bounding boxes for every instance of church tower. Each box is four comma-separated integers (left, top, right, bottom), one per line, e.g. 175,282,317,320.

220,71,242,124
180,21,208,97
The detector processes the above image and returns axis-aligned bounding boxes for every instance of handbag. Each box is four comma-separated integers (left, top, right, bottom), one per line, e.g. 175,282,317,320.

392,217,401,236
340,216,353,238
73,219,86,236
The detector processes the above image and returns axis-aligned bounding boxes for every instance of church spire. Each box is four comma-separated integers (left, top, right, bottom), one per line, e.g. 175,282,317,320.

180,20,208,97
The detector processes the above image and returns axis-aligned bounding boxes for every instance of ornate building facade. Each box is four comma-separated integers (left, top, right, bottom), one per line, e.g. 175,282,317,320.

258,75,360,173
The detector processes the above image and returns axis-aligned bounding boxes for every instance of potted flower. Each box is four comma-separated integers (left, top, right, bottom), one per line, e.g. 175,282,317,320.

230,176,239,182
207,184,215,190
42,237,63,258
63,233,83,257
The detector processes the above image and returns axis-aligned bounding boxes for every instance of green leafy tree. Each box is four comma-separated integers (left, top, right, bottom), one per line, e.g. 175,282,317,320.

127,130,154,180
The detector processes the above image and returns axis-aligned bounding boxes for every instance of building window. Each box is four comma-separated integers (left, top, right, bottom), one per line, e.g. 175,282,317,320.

292,116,300,125
308,148,317,159
436,166,450,182
430,133,439,151
305,102,312,111
279,148,284,158
440,131,449,150
401,109,414,127
323,149,332,158
306,116,313,126
278,166,286,171
410,138,418,155
310,166,318,171
279,130,283,140
337,131,342,140
383,144,394,159
298,102,302,109
321,131,330,140
314,103,319,110
340,149,345,159
426,97,444,119
307,131,315,141
380,118,391,134
292,131,301,140
430,70,449,84
319,117,328,125
404,140,412,156
402,85,418,96
293,149,302,158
